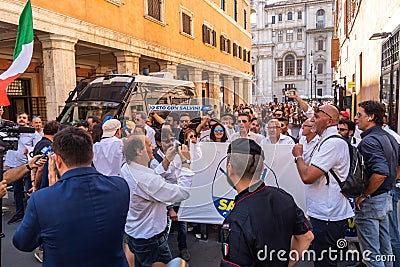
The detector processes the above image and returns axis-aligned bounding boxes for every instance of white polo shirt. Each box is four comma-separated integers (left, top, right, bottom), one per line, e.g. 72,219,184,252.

306,126,354,221
261,133,295,145
299,134,320,165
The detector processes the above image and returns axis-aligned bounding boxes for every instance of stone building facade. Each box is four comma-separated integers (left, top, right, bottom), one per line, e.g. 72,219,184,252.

251,0,333,103
332,0,400,130
0,0,252,121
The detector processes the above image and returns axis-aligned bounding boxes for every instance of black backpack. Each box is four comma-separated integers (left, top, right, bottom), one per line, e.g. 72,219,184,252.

319,135,367,198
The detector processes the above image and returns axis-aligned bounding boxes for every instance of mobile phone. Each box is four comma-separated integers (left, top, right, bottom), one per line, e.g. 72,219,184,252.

285,91,295,97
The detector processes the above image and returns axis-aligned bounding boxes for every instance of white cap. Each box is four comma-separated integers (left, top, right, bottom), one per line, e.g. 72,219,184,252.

102,119,121,138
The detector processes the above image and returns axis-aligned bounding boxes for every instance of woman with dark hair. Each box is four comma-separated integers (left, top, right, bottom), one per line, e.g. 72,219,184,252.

209,122,228,142
91,124,103,144
183,128,198,146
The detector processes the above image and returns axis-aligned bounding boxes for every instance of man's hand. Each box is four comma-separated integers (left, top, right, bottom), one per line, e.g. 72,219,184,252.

165,146,178,162
48,154,59,186
179,144,191,162
355,197,366,210
28,155,47,169
0,180,7,198
168,208,178,221
292,144,304,157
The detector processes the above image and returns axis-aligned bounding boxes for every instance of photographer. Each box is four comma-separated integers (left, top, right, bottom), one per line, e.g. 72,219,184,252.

5,112,37,224
1,155,47,198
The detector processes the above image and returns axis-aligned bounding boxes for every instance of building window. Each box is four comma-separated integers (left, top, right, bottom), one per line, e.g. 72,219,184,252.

286,29,293,41
296,59,302,75
287,12,292,20
278,13,282,21
220,35,231,53
180,7,193,37
297,29,302,40
238,46,242,59
202,24,216,47
317,88,322,96
285,55,295,76
298,11,302,19
234,0,238,21
272,15,275,24
221,0,225,10
247,51,251,63
243,49,247,61
272,30,276,37
317,63,324,74
316,9,325,28
277,61,283,76
145,0,165,23
278,31,283,42
233,43,238,57
244,9,247,29
317,39,324,51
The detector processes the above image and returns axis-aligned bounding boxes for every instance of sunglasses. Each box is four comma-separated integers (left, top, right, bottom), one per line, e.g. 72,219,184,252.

161,138,175,144
180,120,189,123
188,135,196,139
214,128,224,133
315,107,332,119
238,119,248,123
337,128,348,131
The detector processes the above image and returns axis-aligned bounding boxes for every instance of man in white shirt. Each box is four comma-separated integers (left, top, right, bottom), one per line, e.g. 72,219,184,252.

230,113,264,144
121,135,194,267
298,118,319,165
135,111,156,147
292,104,354,267
31,116,43,144
262,119,295,145
93,119,125,176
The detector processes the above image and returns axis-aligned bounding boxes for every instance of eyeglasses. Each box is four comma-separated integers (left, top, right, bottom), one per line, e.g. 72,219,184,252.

315,107,332,119
214,128,225,133
337,128,348,131
238,119,248,123
180,120,189,123
188,135,196,139
274,113,283,117
161,138,175,144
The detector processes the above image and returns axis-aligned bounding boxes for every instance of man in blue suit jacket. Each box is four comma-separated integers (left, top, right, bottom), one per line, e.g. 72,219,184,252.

13,127,130,267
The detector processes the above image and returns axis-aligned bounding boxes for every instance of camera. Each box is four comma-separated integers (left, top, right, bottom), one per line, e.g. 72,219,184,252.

285,90,295,97
0,119,35,151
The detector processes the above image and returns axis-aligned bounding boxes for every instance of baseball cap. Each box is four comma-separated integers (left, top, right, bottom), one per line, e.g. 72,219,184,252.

340,111,350,119
227,138,263,157
102,119,121,138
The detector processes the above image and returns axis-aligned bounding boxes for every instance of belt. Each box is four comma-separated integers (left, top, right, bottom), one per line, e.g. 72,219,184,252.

150,231,165,240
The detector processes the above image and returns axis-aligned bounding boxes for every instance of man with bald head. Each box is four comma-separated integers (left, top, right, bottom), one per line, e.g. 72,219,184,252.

292,104,354,267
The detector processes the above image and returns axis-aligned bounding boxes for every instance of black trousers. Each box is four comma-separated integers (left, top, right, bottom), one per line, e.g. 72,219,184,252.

309,217,348,267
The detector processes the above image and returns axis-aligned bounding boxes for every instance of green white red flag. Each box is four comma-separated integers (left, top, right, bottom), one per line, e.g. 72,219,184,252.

0,0,33,106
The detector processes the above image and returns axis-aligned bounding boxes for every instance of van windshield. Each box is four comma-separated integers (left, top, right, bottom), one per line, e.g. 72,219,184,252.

59,102,120,125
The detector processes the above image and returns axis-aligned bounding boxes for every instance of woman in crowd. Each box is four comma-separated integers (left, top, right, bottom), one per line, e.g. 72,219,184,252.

209,122,228,143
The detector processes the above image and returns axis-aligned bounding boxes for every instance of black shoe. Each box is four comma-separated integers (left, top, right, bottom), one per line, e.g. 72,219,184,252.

180,249,190,262
7,213,23,224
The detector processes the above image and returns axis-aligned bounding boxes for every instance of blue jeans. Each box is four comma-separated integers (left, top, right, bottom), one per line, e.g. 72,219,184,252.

12,173,31,216
389,187,400,267
355,192,393,267
126,233,172,267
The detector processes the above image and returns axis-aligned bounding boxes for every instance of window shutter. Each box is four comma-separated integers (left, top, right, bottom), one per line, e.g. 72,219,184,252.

220,35,224,51
202,24,207,43
227,39,231,53
212,30,217,47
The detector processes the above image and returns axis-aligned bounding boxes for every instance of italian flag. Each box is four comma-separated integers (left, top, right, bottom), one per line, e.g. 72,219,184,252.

0,0,33,106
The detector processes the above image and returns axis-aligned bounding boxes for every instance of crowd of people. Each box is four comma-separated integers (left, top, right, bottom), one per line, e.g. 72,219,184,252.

1,91,400,267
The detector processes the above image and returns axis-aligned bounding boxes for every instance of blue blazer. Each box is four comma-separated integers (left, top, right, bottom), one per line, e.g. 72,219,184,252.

13,167,130,267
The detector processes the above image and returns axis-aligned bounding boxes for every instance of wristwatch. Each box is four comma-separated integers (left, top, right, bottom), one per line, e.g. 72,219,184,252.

182,159,191,165
294,156,303,163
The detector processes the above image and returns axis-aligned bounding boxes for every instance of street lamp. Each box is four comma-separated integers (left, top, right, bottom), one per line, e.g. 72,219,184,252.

314,66,317,100
310,51,313,100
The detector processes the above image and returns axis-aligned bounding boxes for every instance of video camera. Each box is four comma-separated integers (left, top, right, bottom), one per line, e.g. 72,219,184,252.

0,119,35,151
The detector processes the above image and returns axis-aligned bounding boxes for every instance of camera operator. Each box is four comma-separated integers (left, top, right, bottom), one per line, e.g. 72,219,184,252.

5,112,37,224
1,155,47,198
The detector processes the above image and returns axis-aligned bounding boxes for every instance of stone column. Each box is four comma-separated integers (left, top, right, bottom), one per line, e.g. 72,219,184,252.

38,33,78,120
222,75,233,107
113,51,141,74
234,77,244,105
243,79,252,104
208,72,220,102
188,67,203,106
